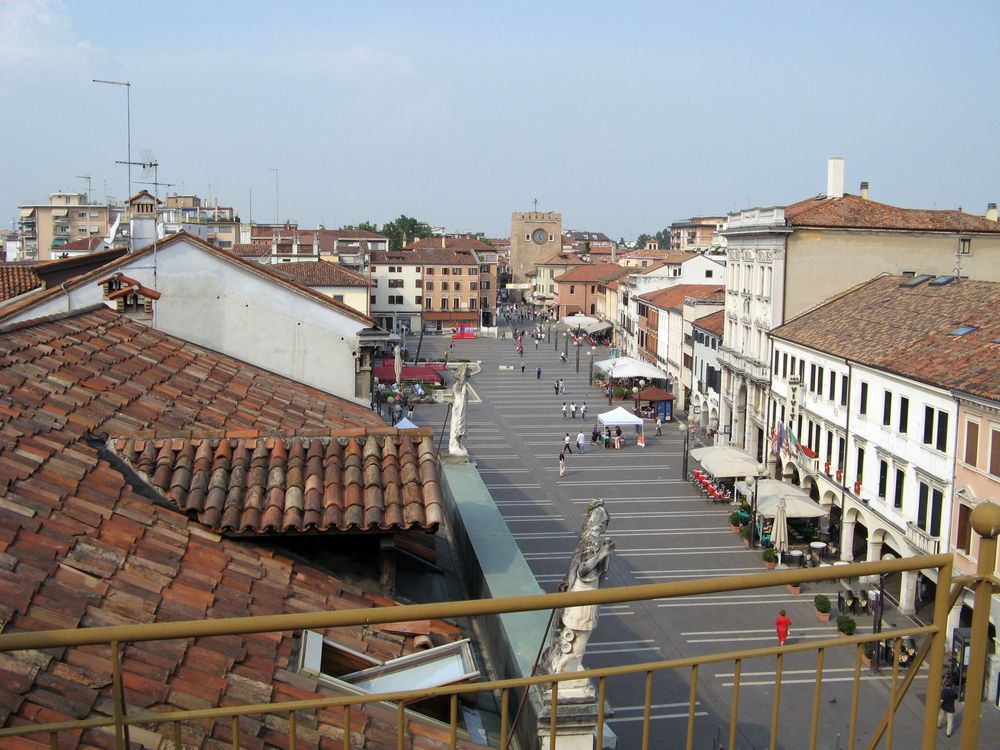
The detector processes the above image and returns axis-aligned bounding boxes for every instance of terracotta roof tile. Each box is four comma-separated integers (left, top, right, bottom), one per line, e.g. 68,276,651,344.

0,307,469,749
0,264,42,302
771,274,1000,401
372,248,477,266
636,284,725,311
619,249,698,263
785,193,1000,233
270,260,369,287
693,309,725,336
553,264,631,284
405,237,494,252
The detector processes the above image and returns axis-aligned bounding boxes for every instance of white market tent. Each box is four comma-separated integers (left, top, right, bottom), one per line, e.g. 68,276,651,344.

561,314,600,328
393,417,419,429
597,407,645,427
689,445,761,478
594,356,668,380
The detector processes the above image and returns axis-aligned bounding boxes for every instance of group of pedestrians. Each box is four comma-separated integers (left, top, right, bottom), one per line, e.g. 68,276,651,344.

560,401,587,419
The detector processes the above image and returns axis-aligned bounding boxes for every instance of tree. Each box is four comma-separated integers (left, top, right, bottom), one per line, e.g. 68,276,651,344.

340,221,380,233
381,215,433,250
635,233,654,250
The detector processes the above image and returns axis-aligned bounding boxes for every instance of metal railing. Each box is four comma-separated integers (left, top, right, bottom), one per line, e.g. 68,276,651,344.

1,513,998,750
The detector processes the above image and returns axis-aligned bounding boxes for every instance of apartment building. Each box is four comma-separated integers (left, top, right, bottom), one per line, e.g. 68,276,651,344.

242,225,389,267
17,192,115,261
691,310,725,433
769,274,1000,631
160,194,240,249
552,263,630,318
405,237,500,327
530,253,586,311
719,157,1000,464
669,216,726,252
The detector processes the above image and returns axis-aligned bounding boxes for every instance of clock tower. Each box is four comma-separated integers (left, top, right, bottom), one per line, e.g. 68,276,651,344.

510,210,562,285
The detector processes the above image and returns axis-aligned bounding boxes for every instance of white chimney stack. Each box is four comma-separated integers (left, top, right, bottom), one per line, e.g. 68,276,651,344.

826,157,845,199
860,181,870,200
987,203,998,222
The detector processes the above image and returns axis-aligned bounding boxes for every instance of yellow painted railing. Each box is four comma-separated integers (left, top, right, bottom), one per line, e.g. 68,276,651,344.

1,505,998,750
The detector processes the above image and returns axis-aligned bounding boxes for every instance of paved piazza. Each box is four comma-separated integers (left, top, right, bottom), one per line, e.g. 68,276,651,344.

402,326,969,749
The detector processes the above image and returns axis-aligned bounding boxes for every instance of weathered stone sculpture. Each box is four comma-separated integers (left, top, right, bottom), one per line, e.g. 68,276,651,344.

448,363,470,457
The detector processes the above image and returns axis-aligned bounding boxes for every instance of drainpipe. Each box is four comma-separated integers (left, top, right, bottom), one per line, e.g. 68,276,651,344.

841,361,854,559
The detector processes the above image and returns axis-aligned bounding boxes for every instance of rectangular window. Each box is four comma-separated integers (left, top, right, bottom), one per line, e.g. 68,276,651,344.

893,469,904,508
469,298,476,309
877,460,888,498
882,391,892,426
441,281,449,291
838,437,846,469
333,294,344,302
774,350,780,373
782,353,788,379
964,420,979,466
930,489,943,537
470,282,478,291
452,268,462,275
991,429,1000,477
936,411,948,452
856,446,865,483
442,268,449,275
817,367,824,395
414,296,422,305
440,298,448,310
922,406,934,444
425,298,432,309
826,430,833,463
810,363,816,391
570,285,575,294
917,483,929,530
790,356,796,378
840,375,848,407
453,297,460,310
388,279,404,288
425,281,434,290
370,294,376,306
799,360,805,384
956,504,972,552
899,397,909,433
425,267,434,275
453,282,462,291
859,382,868,415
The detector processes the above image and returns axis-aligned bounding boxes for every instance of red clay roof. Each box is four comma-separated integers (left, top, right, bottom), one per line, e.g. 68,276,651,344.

231,241,270,257
272,260,368,287
0,264,41,301
771,274,1000,402
372,248,477,266
693,309,726,336
620,249,698,264
0,307,468,748
405,237,494,252
785,194,1000,233
58,236,107,252
536,252,586,266
637,284,725,311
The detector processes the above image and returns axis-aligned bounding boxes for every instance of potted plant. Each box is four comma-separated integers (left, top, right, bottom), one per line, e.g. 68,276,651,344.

814,594,832,622
728,512,742,532
861,640,875,668
739,525,751,548
836,615,857,637
762,547,778,569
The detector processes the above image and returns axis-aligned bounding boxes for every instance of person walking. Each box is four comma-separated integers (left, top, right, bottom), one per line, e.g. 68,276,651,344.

775,610,792,646
576,430,585,453
536,366,542,380
559,379,565,395
560,351,567,363
655,417,662,436
521,359,526,374
559,450,566,477
554,379,560,395
534,338,539,349
591,424,600,445
937,680,958,737
580,402,587,419
570,402,577,419
561,402,568,419
406,404,414,420
563,433,573,453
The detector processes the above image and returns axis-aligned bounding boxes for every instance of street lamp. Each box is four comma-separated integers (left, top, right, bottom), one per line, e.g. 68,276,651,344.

588,347,596,385
746,463,769,550
679,422,690,477
871,558,890,673
575,339,581,373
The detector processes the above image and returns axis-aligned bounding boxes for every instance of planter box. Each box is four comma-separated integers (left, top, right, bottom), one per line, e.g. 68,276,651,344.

764,561,777,570
785,585,801,595
814,610,830,622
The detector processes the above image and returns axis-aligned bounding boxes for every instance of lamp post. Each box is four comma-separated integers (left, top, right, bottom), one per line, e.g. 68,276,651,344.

575,339,581,373
588,347,596,385
679,422,689,477
747,463,768,550
564,332,569,357
871,565,888,673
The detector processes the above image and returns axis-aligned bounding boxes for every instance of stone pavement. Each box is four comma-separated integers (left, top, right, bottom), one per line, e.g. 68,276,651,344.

389,325,999,749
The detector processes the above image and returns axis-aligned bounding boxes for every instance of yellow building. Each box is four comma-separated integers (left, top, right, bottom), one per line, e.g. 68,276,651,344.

17,193,114,261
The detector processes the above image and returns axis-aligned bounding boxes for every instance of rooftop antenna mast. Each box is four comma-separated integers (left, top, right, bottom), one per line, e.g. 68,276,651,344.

76,175,92,203
93,79,132,200
954,207,966,282
118,150,161,198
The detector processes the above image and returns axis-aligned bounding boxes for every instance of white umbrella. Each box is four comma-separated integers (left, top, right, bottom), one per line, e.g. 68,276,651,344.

689,445,760,478
593,356,668,381
754,480,827,518
772,498,789,566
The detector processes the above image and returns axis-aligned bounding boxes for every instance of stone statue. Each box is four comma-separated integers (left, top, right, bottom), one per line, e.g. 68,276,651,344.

542,500,614,683
448,363,470,456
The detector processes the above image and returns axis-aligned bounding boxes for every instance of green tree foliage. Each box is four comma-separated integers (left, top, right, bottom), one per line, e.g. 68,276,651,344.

382,215,433,250
339,221,380,233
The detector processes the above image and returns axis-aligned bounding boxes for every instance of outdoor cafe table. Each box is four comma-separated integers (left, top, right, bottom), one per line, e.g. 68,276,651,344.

810,540,828,560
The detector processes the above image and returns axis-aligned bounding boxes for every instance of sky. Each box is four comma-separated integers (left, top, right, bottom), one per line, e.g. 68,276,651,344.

2,0,999,240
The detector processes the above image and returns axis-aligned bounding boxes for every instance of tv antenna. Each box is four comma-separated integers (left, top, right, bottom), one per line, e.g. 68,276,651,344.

76,175,92,203
117,150,164,198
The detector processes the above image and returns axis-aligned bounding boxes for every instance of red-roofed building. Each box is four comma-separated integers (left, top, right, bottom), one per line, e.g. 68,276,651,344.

552,263,631,317
719,157,1000,464
690,310,726,433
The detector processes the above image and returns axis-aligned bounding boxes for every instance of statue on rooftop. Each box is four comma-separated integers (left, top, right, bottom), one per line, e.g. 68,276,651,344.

542,499,614,687
448,363,470,457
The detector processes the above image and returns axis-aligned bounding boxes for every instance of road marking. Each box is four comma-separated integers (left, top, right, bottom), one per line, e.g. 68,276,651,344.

685,626,836,637
502,515,565,522
484,483,541,489
721,674,927,687
476,468,531,473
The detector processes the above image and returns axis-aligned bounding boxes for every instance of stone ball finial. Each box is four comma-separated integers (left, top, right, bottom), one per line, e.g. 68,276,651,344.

970,500,1000,540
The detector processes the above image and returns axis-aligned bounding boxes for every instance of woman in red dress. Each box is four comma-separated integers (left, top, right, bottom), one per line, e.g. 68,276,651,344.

775,610,792,646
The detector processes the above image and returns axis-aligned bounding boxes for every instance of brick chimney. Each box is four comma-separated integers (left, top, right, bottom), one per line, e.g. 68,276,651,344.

441,236,447,249
860,181,870,200
826,157,845,199
987,203,998,222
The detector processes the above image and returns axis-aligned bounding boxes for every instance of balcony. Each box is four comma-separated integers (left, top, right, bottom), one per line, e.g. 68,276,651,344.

906,521,941,555
0,550,994,750
717,345,744,373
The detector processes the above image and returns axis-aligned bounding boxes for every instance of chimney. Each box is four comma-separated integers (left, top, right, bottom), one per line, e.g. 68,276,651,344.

860,181,870,200
826,156,845,199
987,203,998,222
441,236,446,249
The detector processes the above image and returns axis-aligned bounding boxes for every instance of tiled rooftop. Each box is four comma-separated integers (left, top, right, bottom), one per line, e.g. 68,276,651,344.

405,236,494,252
693,309,725,336
272,260,369,287
771,274,1000,401
0,264,41,302
372,248,477,266
553,264,630,284
619,250,697,264
0,307,464,748
636,284,725,311
785,193,1000,233
112,433,442,534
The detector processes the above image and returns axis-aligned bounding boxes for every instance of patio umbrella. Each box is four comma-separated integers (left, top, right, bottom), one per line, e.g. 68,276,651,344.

754,480,827,518
689,445,760,478
393,345,403,390
772,498,789,566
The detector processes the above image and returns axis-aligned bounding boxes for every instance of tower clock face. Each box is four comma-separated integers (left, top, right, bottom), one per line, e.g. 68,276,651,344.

532,228,547,245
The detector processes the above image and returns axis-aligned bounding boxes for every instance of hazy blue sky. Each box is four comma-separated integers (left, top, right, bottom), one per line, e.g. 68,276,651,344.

3,0,999,239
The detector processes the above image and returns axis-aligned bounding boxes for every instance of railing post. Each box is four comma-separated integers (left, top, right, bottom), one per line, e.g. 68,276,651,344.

959,501,1000,750
110,640,126,750
920,551,954,749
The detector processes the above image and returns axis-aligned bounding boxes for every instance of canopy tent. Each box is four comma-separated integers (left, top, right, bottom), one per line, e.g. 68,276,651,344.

393,417,419,429
561,314,600,328
689,445,761,478
597,407,645,427
594,356,668,381
734,479,828,518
